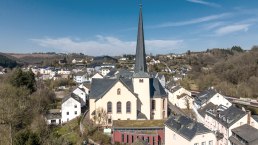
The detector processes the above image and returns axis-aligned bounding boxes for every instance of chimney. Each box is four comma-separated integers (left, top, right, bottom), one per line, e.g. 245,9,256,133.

247,110,251,125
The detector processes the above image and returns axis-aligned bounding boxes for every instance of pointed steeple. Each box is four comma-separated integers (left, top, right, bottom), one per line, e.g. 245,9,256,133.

134,4,147,74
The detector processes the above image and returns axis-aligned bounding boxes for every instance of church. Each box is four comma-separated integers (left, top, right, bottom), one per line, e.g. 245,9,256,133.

89,5,168,125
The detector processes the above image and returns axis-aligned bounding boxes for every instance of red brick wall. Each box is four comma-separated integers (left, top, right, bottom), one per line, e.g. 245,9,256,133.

113,129,164,145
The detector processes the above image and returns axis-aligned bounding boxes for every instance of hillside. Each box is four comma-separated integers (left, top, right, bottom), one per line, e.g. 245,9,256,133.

182,46,258,99
0,53,21,68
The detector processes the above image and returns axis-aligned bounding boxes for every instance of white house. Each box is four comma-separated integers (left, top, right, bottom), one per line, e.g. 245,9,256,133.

198,104,258,145
168,86,193,109
39,67,55,75
89,72,103,82
100,67,111,76
194,89,232,109
165,115,217,145
46,109,61,125
73,71,89,83
72,88,87,106
78,83,91,96
57,69,71,75
61,94,82,123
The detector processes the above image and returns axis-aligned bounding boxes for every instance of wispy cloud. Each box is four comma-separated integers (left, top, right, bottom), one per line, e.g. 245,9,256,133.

215,24,251,35
31,36,183,56
186,0,221,8
151,13,231,28
203,21,227,30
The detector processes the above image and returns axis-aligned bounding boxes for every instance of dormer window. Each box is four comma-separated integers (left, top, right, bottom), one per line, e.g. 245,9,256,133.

117,88,121,95
139,79,144,83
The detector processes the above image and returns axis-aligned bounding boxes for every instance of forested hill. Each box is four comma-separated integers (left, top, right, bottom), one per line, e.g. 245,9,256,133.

0,53,21,68
182,46,258,99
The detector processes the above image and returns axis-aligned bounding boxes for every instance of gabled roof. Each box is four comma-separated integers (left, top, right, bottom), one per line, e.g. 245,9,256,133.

195,89,217,106
62,93,82,104
252,115,258,122
170,85,182,93
197,102,217,118
82,82,91,89
105,68,117,78
46,112,61,120
150,78,167,98
116,69,134,78
165,115,211,141
205,105,246,128
230,124,258,144
89,78,135,100
46,109,61,120
74,71,87,76
166,80,178,89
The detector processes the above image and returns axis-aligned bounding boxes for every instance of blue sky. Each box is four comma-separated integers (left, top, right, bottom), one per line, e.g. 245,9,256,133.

1,0,258,56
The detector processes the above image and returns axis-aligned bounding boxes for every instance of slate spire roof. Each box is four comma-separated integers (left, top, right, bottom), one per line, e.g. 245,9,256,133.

134,4,147,74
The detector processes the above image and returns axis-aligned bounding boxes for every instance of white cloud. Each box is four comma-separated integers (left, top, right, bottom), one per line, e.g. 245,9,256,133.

203,22,226,30
186,0,221,8
151,13,230,28
31,36,183,56
215,24,251,35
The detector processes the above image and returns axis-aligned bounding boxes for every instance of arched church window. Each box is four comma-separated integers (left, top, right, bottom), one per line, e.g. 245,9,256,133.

107,102,112,113
126,101,131,113
117,88,121,95
117,102,122,113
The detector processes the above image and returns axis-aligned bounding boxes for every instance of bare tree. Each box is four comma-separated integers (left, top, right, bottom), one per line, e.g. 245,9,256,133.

93,107,108,126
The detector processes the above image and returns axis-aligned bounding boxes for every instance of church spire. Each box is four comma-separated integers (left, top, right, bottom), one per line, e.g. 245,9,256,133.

134,2,147,74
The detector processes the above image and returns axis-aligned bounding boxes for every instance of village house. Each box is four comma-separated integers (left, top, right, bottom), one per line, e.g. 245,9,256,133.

164,114,217,145
167,86,193,109
194,89,232,110
198,103,258,145
89,72,103,82
229,124,258,145
78,82,91,96
45,109,61,125
100,67,112,76
72,87,87,106
61,94,82,123
73,71,89,83
57,69,71,75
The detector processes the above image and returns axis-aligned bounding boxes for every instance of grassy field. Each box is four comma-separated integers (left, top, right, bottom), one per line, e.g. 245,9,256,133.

53,118,83,144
